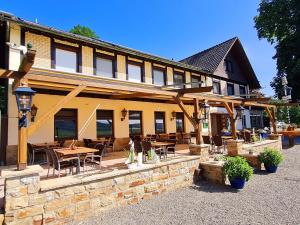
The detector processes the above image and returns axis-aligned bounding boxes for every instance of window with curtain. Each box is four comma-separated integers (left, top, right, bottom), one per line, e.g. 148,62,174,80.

153,68,166,86
96,110,114,137
54,109,77,140
213,81,221,94
96,56,114,78
55,47,78,73
227,83,235,95
155,112,165,134
128,63,142,83
191,76,202,88
129,111,142,135
176,112,184,132
173,73,184,88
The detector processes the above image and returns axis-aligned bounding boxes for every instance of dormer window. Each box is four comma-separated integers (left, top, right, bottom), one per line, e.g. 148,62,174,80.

127,60,144,83
225,60,234,73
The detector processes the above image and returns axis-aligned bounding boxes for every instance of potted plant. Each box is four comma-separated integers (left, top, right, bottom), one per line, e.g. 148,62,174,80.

124,148,137,169
146,149,160,164
223,156,253,189
258,148,283,173
257,129,268,139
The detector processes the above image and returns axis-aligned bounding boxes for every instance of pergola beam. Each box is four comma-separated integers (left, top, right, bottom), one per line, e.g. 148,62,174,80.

27,85,86,137
265,107,277,134
110,92,157,99
175,86,213,95
242,97,271,102
173,95,196,127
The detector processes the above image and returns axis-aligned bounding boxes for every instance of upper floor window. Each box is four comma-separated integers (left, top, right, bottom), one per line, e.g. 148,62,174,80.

153,68,166,86
53,43,79,73
213,80,221,94
127,61,143,83
239,85,246,97
173,72,184,88
95,55,115,78
225,60,234,73
191,76,202,88
227,83,235,95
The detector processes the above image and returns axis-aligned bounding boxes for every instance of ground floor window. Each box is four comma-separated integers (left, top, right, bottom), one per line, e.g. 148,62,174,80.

129,111,142,136
155,112,165,134
97,110,114,137
54,109,77,140
176,112,184,132
0,79,7,115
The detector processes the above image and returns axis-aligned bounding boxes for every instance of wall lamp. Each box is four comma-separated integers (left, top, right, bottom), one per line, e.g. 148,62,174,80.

171,111,176,121
30,104,38,122
121,108,128,121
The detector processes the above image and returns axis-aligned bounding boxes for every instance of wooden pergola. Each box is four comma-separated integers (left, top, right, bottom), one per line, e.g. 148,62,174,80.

0,50,277,169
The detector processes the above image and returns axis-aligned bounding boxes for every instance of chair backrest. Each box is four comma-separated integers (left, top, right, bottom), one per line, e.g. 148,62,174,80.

27,143,33,154
212,135,222,146
133,140,143,153
94,143,106,156
83,139,90,147
141,141,152,152
202,136,211,145
47,148,60,170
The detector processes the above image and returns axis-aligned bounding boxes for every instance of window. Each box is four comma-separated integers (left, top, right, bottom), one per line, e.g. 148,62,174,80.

96,110,114,137
0,80,7,115
239,85,246,97
191,76,202,88
225,60,233,73
95,56,114,78
53,44,79,73
54,109,77,140
173,72,184,88
176,112,184,132
127,62,143,83
153,68,166,86
213,80,221,94
129,111,142,135
227,83,235,96
155,112,165,134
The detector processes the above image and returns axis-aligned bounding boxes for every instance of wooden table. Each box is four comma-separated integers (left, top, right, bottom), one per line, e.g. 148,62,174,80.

151,142,175,158
33,142,60,148
54,147,98,174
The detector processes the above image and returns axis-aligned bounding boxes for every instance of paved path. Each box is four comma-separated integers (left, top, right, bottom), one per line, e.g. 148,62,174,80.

73,146,300,225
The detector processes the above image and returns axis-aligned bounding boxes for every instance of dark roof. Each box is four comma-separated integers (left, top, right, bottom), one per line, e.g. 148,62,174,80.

180,37,237,73
180,37,261,89
0,11,210,75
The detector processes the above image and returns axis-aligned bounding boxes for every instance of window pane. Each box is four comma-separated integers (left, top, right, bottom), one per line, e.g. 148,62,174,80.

176,112,184,132
239,86,246,97
129,111,142,135
155,112,165,134
191,76,201,88
227,83,234,95
213,81,220,94
128,64,142,82
153,69,165,85
174,73,184,88
96,57,113,78
54,109,77,140
97,110,113,137
55,48,77,73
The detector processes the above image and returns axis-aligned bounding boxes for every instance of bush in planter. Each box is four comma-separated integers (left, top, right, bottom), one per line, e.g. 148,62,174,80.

223,156,253,189
258,148,283,173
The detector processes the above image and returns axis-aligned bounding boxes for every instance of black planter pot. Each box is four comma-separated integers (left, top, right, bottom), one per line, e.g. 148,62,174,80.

264,164,278,173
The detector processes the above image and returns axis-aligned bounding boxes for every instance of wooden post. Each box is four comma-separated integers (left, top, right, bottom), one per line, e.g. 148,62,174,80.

223,102,237,139
265,107,277,134
193,98,202,145
18,126,28,170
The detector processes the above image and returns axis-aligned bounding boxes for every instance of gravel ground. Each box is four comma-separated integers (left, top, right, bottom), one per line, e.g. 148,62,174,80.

73,146,300,225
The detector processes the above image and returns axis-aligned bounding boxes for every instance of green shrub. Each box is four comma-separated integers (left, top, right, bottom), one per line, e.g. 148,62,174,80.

258,148,283,166
223,156,253,181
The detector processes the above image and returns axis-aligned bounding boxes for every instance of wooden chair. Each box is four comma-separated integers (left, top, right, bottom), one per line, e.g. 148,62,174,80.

45,148,80,177
212,135,223,153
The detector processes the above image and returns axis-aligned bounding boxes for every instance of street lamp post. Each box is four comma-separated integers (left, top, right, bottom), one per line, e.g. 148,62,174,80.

14,85,36,170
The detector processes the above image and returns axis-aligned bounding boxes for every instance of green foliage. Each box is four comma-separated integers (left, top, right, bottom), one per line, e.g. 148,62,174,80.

254,0,300,100
251,134,259,142
69,25,99,39
223,156,253,181
124,148,135,164
258,147,283,166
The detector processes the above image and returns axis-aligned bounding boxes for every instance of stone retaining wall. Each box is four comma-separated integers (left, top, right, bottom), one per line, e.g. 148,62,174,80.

3,157,200,224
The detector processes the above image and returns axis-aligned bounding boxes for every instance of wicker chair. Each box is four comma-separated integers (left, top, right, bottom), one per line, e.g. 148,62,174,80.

45,148,80,177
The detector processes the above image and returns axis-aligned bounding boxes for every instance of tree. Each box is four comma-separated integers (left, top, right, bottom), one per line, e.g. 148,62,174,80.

254,0,300,100
69,25,99,39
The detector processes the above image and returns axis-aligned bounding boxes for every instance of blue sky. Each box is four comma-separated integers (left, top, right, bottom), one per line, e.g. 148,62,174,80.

1,0,276,96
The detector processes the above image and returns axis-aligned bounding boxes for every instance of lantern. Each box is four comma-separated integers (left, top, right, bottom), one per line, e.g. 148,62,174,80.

201,102,210,120
15,86,36,114
171,111,176,121
30,104,38,122
121,108,128,121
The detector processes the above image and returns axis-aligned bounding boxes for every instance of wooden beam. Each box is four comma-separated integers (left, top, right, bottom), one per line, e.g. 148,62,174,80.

18,49,36,73
242,97,271,102
110,92,157,99
175,86,213,94
223,102,234,116
193,98,202,145
173,95,196,127
265,107,277,133
0,69,24,79
27,85,86,137
229,102,237,139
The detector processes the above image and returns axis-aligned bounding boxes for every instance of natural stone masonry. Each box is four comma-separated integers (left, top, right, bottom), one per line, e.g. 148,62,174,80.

3,157,200,224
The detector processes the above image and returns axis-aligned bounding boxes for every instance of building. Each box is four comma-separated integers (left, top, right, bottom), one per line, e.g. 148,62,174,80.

0,11,268,165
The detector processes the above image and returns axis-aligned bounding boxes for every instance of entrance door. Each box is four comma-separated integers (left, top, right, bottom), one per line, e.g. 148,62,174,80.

211,113,228,136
